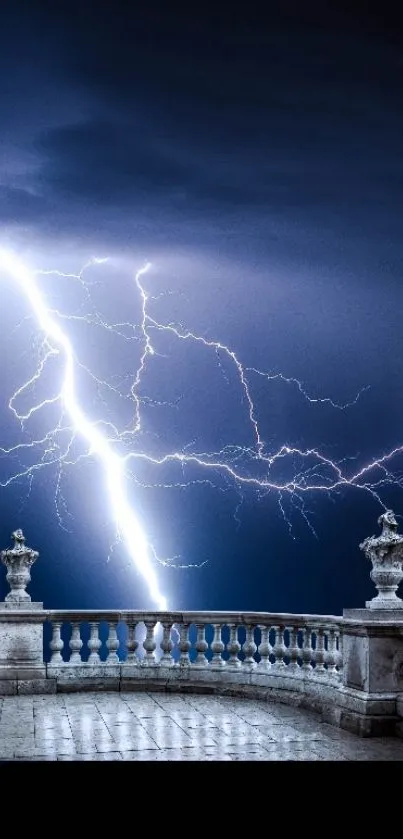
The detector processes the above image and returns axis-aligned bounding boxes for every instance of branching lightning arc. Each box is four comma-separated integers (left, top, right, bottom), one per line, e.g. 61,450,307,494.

0,247,402,609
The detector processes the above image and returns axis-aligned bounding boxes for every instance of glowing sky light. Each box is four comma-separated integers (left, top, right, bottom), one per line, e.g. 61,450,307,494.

1,247,403,609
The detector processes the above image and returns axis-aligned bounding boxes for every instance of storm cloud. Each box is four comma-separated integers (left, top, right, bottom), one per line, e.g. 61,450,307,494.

1,3,403,612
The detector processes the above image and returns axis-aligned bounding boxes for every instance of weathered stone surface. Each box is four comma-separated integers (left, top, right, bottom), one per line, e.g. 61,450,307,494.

344,608,403,623
23,661,396,735
57,678,120,693
1,512,403,738
0,680,17,695
0,691,402,761
0,620,45,670
47,665,120,680
360,510,403,609
343,616,403,698
17,679,56,695
0,667,46,680
0,602,43,611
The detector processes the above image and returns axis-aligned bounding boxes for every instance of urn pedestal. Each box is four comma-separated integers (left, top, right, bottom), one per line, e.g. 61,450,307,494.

0,530,46,687
341,511,403,735
360,510,403,610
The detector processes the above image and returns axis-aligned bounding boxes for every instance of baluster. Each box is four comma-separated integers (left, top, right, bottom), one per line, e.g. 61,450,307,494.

49,622,64,665
301,626,314,671
273,625,286,667
179,623,191,666
106,621,119,664
314,626,326,673
160,621,174,667
143,620,157,665
335,629,343,672
87,622,101,664
258,624,271,670
287,625,300,670
325,627,337,674
226,623,241,668
194,624,208,667
211,623,225,667
69,622,83,664
242,624,257,669
171,624,181,662
125,620,139,665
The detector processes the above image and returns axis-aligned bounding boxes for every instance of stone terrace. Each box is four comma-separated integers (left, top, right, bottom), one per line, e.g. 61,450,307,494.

1,691,403,761
2,513,403,755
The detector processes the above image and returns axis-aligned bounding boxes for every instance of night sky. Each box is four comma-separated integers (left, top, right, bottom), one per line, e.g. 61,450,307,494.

1,3,403,616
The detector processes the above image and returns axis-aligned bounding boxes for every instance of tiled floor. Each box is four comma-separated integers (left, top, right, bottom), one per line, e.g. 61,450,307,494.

0,691,402,760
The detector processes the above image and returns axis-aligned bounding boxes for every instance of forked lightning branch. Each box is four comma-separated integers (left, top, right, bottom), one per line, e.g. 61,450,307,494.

0,248,402,608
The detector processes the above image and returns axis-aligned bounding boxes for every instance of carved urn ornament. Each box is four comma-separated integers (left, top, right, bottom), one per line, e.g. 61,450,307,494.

0,529,39,603
360,510,403,609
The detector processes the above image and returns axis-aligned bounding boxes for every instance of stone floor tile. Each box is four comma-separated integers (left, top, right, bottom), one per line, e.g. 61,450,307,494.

251,724,327,743
120,747,231,761
34,717,70,727
204,713,242,724
98,713,136,723
167,709,207,720
13,755,56,761
120,749,180,761
129,710,172,720
137,718,182,732
105,732,160,752
105,722,148,734
14,746,59,758
74,745,98,754
0,736,36,748
58,752,123,761
147,732,194,749
208,733,269,749
152,731,218,749
35,726,72,739
174,719,220,731
234,711,284,726
1,691,403,760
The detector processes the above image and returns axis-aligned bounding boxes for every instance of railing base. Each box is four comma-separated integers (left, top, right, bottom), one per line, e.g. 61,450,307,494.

0,677,56,695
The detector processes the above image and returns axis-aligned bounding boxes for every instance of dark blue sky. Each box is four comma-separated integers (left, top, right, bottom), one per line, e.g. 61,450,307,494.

0,3,403,615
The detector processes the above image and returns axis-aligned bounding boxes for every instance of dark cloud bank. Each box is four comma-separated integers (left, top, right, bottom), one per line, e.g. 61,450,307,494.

0,4,403,612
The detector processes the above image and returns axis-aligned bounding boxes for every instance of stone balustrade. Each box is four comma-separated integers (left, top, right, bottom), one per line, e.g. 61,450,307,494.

1,513,403,737
41,610,348,729
45,610,343,674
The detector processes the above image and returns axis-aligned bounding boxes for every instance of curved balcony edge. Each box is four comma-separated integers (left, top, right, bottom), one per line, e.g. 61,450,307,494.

43,662,399,737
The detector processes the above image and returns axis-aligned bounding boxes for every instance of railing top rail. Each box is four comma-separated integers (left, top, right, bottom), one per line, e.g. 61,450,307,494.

42,609,343,626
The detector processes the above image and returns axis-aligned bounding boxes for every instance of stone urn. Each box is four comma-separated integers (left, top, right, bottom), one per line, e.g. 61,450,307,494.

360,510,403,609
0,529,39,603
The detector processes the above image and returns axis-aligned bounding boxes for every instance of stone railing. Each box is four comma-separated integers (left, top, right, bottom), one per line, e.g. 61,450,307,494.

1,512,403,737
45,610,343,673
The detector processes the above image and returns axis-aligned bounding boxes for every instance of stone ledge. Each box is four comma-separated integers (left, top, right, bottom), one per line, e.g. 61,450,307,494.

0,602,44,612
47,664,120,680
0,666,47,680
0,609,46,622
338,710,399,738
0,676,56,695
0,680,17,695
344,608,403,621
17,679,56,695
57,677,120,693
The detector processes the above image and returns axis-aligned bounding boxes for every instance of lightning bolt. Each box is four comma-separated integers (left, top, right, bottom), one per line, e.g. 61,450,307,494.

0,250,167,610
1,246,403,609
